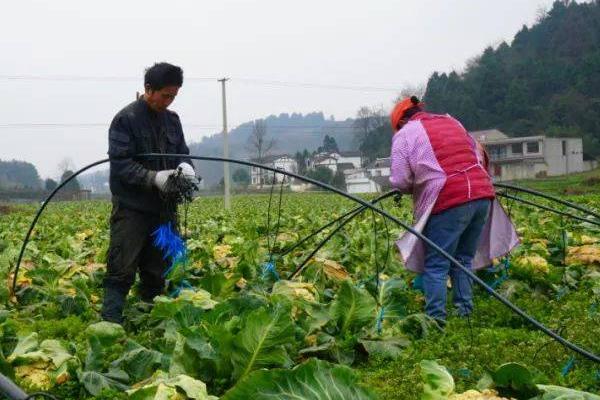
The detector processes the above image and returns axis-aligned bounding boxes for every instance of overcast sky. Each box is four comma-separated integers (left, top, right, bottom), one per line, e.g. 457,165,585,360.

1,0,558,179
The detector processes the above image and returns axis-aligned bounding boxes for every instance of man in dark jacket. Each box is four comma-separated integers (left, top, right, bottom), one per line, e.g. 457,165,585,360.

102,62,197,323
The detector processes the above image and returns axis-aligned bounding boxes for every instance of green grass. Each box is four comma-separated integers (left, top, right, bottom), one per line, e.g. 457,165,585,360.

511,168,600,196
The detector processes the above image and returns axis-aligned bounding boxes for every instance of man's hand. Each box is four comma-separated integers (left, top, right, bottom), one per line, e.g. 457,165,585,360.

177,162,199,185
154,169,176,192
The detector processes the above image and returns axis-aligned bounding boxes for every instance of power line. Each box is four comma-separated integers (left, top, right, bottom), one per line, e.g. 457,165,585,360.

0,123,219,128
0,74,401,92
0,74,216,82
233,77,400,92
0,123,356,130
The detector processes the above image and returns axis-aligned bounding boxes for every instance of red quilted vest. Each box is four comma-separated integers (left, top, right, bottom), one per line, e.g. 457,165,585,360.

413,112,495,214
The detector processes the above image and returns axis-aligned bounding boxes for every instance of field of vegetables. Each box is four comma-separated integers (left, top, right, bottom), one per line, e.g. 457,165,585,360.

0,191,599,399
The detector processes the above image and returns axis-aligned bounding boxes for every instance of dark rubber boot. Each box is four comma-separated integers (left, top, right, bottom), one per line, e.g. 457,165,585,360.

101,285,128,324
139,283,164,303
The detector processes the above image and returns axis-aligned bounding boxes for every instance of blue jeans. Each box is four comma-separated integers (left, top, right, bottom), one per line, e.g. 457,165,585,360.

422,199,491,321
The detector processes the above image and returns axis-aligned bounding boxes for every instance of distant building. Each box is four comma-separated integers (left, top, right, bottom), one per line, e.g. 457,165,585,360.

366,157,391,178
344,168,381,194
344,157,391,194
311,151,363,174
474,131,591,181
337,151,362,169
250,154,297,186
312,153,339,173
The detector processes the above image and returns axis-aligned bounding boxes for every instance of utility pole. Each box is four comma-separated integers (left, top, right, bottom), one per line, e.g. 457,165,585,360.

218,78,231,210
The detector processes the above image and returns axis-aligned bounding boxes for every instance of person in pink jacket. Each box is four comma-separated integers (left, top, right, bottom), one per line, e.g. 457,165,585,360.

389,96,519,324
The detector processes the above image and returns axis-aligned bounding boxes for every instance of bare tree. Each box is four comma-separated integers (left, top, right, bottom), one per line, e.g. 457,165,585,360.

353,107,373,147
246,119,276,187
352,106,387,165
57,157,75,178
395,84,427,103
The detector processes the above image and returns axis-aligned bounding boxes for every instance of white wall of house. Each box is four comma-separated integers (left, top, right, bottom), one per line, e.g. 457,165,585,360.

497,161,548,181
487,136,586,181
368,166,390,177
344,169,367,181
346,177,379,194
250,156,297,185
337,155,362,168
314,157,338,174
544,138,584,176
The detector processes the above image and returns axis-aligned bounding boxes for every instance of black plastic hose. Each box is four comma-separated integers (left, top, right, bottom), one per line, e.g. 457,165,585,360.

10,153,600,364
280,190,399,258
0,373,29,400
287,191,395,279
496,191,600,227
495,182,600,220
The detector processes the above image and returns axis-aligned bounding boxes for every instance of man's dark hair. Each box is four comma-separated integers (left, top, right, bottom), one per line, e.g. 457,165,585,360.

144,62,184,90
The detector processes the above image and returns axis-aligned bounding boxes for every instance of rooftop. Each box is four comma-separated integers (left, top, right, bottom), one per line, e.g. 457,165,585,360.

367,157,391,169
470,129,508,142
250,154,294,164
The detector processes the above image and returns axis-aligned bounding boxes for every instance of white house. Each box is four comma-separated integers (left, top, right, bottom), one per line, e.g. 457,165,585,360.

250,155,297,186
366,158,391,178
311,151,363,174
312,153,339,173
343,168,389,194
478,134,590,181
337,151,362,168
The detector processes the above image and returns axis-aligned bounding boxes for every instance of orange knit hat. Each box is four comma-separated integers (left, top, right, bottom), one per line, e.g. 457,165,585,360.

390,96,424,131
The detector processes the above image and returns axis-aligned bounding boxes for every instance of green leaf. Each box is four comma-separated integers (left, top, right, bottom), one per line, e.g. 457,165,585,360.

169,331,217,384
331,280,376,334
400,314,443,340
112,345,163,382
127,371,217,400
419,360,455,400
86,321,126,347
84,322,126,371
222,358,376,400
8,333,39,363
492,362,539,398
533,385,600,400
358,337,409,360
78,368,129,396
232,304,294,380
476,373,494,391
369,277,410,321
151,289,217,321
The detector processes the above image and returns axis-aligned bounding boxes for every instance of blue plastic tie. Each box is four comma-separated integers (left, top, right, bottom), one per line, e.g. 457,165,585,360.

589,302,599,317
490,258,511,289
413,274,424,293
152,222,188,279
169,279,193,298
556,287,568,301
561,356,575,377
152,222,187,261
457,368,472,378
262,261,280,281
376,306,386,335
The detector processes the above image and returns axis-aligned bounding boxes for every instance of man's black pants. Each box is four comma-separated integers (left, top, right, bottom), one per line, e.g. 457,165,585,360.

101,201,168,323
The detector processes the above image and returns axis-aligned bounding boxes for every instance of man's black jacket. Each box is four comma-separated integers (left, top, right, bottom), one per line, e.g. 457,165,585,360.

108,98,192,215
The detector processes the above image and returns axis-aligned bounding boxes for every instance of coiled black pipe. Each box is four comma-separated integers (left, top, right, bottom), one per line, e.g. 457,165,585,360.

10,153,600,364
280,190,399,259
287,190,397,279
495,182,600,220
496,191,600,227
0,373,29,400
